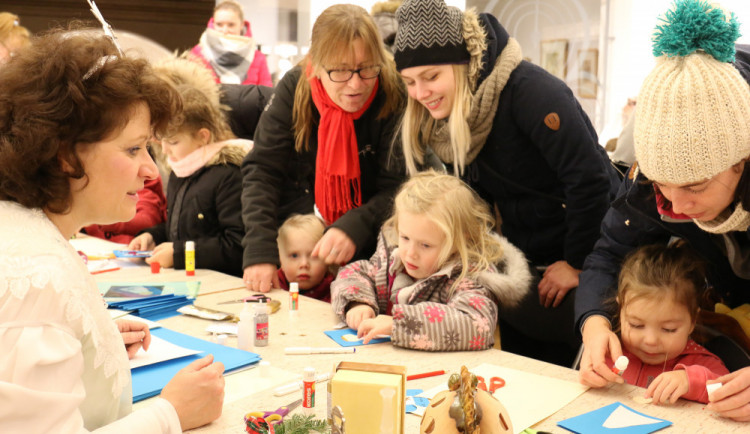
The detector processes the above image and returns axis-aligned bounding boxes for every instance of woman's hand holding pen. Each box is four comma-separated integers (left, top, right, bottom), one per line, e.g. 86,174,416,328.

116,319,151,359
579,315,624,388
707,368,750,421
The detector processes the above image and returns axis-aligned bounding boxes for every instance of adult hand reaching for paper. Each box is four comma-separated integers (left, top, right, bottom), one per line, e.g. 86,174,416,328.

161,354,226,430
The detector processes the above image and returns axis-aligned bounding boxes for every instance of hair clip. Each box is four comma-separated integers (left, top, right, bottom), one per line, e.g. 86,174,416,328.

86,0,123,56
13,19,19,26
82,54,118,80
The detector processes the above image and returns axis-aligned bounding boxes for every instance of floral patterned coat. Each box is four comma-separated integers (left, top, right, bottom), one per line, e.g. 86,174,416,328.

331,232,532,351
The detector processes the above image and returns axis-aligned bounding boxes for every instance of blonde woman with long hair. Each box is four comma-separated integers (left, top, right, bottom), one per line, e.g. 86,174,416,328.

393,0,620,365
241,4,405,293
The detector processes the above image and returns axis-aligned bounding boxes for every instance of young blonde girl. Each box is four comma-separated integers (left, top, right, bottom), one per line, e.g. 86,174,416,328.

608,242,729,404
277,214,335,302
129,58,250,276
331,171,531,351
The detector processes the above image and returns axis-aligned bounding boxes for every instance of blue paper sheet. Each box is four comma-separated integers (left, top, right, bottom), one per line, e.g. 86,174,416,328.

557,402,672,434
131,327,260,402
107,295,194,321
324,327,391,347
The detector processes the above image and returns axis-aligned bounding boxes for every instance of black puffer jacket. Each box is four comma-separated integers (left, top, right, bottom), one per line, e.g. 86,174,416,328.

241,66,405,269
220,84,274,141
145,143,246,276
463,14,620,269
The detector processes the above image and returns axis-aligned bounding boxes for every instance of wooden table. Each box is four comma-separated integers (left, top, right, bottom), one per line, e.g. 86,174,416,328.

75,238,746,433
165,287,747,433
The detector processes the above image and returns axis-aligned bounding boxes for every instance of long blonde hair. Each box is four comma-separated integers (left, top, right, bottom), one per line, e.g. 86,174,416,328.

401,64,472,175
400,9,486,176
383,171,503,293
292,4,404,152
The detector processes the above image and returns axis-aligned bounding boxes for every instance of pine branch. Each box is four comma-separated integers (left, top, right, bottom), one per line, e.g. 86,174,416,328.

275,414,330,434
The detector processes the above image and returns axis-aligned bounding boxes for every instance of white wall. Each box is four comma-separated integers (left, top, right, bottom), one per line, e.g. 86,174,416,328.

601,0,750,142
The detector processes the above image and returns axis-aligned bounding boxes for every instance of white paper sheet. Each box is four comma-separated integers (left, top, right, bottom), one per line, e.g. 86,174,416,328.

413,362,588,433
602,405,663,429
129,335,201,369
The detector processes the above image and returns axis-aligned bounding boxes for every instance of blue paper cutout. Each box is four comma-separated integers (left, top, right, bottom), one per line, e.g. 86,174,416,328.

406,388,430,414
324,328,391,347
557,402,672,434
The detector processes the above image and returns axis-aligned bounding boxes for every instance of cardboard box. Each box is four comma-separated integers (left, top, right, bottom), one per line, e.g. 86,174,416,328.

331,361,406,434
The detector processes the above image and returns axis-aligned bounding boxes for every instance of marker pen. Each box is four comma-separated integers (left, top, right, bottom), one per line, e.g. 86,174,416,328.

285,347,356,355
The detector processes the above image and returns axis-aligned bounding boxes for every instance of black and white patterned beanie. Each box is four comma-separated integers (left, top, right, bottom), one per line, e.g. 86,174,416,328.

393,0,470,71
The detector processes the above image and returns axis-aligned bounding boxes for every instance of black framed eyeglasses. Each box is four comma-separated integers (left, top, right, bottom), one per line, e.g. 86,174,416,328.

325,65,381,82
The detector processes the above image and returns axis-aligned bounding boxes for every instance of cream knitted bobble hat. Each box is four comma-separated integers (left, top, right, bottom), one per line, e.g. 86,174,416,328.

635,0,750,185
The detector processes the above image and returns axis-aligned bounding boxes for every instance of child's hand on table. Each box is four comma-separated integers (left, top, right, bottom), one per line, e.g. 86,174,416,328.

346,303,376,329
358,314,393,344
645,370,689,404
128,232,156,251
148,242,174,268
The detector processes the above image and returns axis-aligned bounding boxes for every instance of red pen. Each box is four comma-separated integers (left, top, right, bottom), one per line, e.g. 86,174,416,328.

407,370,446,381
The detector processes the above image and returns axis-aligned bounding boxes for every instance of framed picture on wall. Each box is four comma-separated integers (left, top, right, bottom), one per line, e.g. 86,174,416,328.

578,48,599,99
540,39,568,81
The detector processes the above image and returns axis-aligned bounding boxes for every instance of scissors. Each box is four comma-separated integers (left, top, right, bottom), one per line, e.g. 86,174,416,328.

218,294,272,305
245,398,302,425
476,375,505,393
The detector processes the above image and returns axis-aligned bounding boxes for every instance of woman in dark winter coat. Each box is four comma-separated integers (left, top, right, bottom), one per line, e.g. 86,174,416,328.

393,0,619,364
577,1,750,421
240,4,406,293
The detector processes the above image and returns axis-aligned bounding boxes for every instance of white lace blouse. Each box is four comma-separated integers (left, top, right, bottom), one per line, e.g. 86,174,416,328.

0,201,181,433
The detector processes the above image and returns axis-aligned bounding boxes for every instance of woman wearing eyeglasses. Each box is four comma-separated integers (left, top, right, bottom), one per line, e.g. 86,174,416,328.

240,4,405,292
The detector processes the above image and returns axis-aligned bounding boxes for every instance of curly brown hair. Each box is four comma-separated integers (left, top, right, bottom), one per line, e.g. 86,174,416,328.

0,29,180,214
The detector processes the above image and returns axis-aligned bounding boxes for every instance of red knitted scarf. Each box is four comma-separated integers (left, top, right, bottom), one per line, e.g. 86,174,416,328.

307,63,378,223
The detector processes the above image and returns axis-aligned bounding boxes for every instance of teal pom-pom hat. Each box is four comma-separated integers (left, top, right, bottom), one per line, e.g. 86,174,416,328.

635,0,750,185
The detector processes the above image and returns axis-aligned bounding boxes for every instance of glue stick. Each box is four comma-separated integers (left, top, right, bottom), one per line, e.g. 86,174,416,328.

303,366,316,414
185,241,195,276
290,282,299,311
612,355,629,376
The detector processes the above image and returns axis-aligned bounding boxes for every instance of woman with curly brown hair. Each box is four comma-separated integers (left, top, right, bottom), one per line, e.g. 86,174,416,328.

0,30,224,432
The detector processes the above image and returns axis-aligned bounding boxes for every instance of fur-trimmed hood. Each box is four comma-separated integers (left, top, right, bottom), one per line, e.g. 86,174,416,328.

388,232,532,307
461,9,514,90
371,0,401,14
207,138,252,167
473,233,532,307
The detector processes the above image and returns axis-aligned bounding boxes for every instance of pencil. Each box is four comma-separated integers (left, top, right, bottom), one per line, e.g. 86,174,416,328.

407,370,445,381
